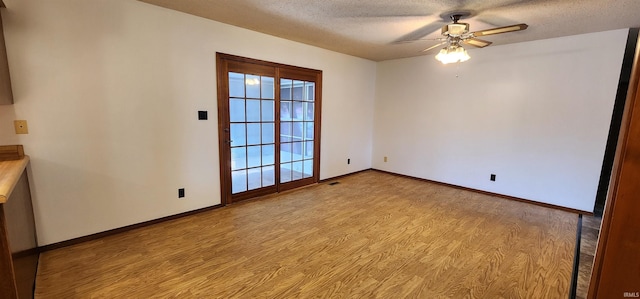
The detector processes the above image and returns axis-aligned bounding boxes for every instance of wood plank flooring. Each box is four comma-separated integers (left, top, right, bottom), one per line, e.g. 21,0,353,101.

575,214,602,299
34,170,578,298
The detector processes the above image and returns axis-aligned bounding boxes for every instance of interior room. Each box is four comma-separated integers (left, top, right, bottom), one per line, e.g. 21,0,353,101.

0,0,639,298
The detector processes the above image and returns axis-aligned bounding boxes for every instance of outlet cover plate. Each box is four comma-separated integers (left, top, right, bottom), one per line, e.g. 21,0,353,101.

14,120,28,134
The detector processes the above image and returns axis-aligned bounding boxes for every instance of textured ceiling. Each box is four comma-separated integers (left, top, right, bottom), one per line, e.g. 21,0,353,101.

138,0,640,61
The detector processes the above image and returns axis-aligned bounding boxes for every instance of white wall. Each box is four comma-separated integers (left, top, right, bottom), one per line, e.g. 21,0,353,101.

0,0,376,245
373,29,628,212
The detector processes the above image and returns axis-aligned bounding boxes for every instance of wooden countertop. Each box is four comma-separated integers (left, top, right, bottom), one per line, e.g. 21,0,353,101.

0,156,29,204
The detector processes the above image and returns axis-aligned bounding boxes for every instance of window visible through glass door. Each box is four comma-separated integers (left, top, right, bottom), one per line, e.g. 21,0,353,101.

280,79,315,183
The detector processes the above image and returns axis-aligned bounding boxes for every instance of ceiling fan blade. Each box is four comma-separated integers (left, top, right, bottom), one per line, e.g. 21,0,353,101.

463,38,492,48
393,37,446,45
422,42,447,52
393,21,445,44
472,23,528,37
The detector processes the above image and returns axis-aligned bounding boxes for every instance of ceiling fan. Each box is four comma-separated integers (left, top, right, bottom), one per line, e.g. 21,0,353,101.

422,12,528,64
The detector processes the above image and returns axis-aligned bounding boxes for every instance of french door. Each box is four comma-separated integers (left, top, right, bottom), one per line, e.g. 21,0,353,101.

216,53,322,204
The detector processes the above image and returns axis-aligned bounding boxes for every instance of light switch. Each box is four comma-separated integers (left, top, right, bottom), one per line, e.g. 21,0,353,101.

14,120,28,134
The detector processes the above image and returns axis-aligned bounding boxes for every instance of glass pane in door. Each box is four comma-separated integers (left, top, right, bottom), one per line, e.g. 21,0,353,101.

280,79,315,183
229,72,275,194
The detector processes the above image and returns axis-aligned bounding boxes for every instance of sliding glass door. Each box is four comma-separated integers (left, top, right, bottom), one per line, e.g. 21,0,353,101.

217,54,322,203
279,78,315,184
228,72,276,194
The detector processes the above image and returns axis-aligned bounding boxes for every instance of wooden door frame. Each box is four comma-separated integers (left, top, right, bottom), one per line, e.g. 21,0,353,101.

216,53,322,205
588,29,640,298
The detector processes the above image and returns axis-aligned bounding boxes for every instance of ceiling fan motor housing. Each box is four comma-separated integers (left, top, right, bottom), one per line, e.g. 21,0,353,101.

441,23,469,37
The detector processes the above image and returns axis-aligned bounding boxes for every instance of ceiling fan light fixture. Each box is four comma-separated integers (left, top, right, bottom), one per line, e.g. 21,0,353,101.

441,23,469,37
435,45,470,64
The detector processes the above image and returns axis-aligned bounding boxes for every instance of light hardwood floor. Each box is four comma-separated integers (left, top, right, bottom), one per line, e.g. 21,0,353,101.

575,214,602,299
35,171,578,298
